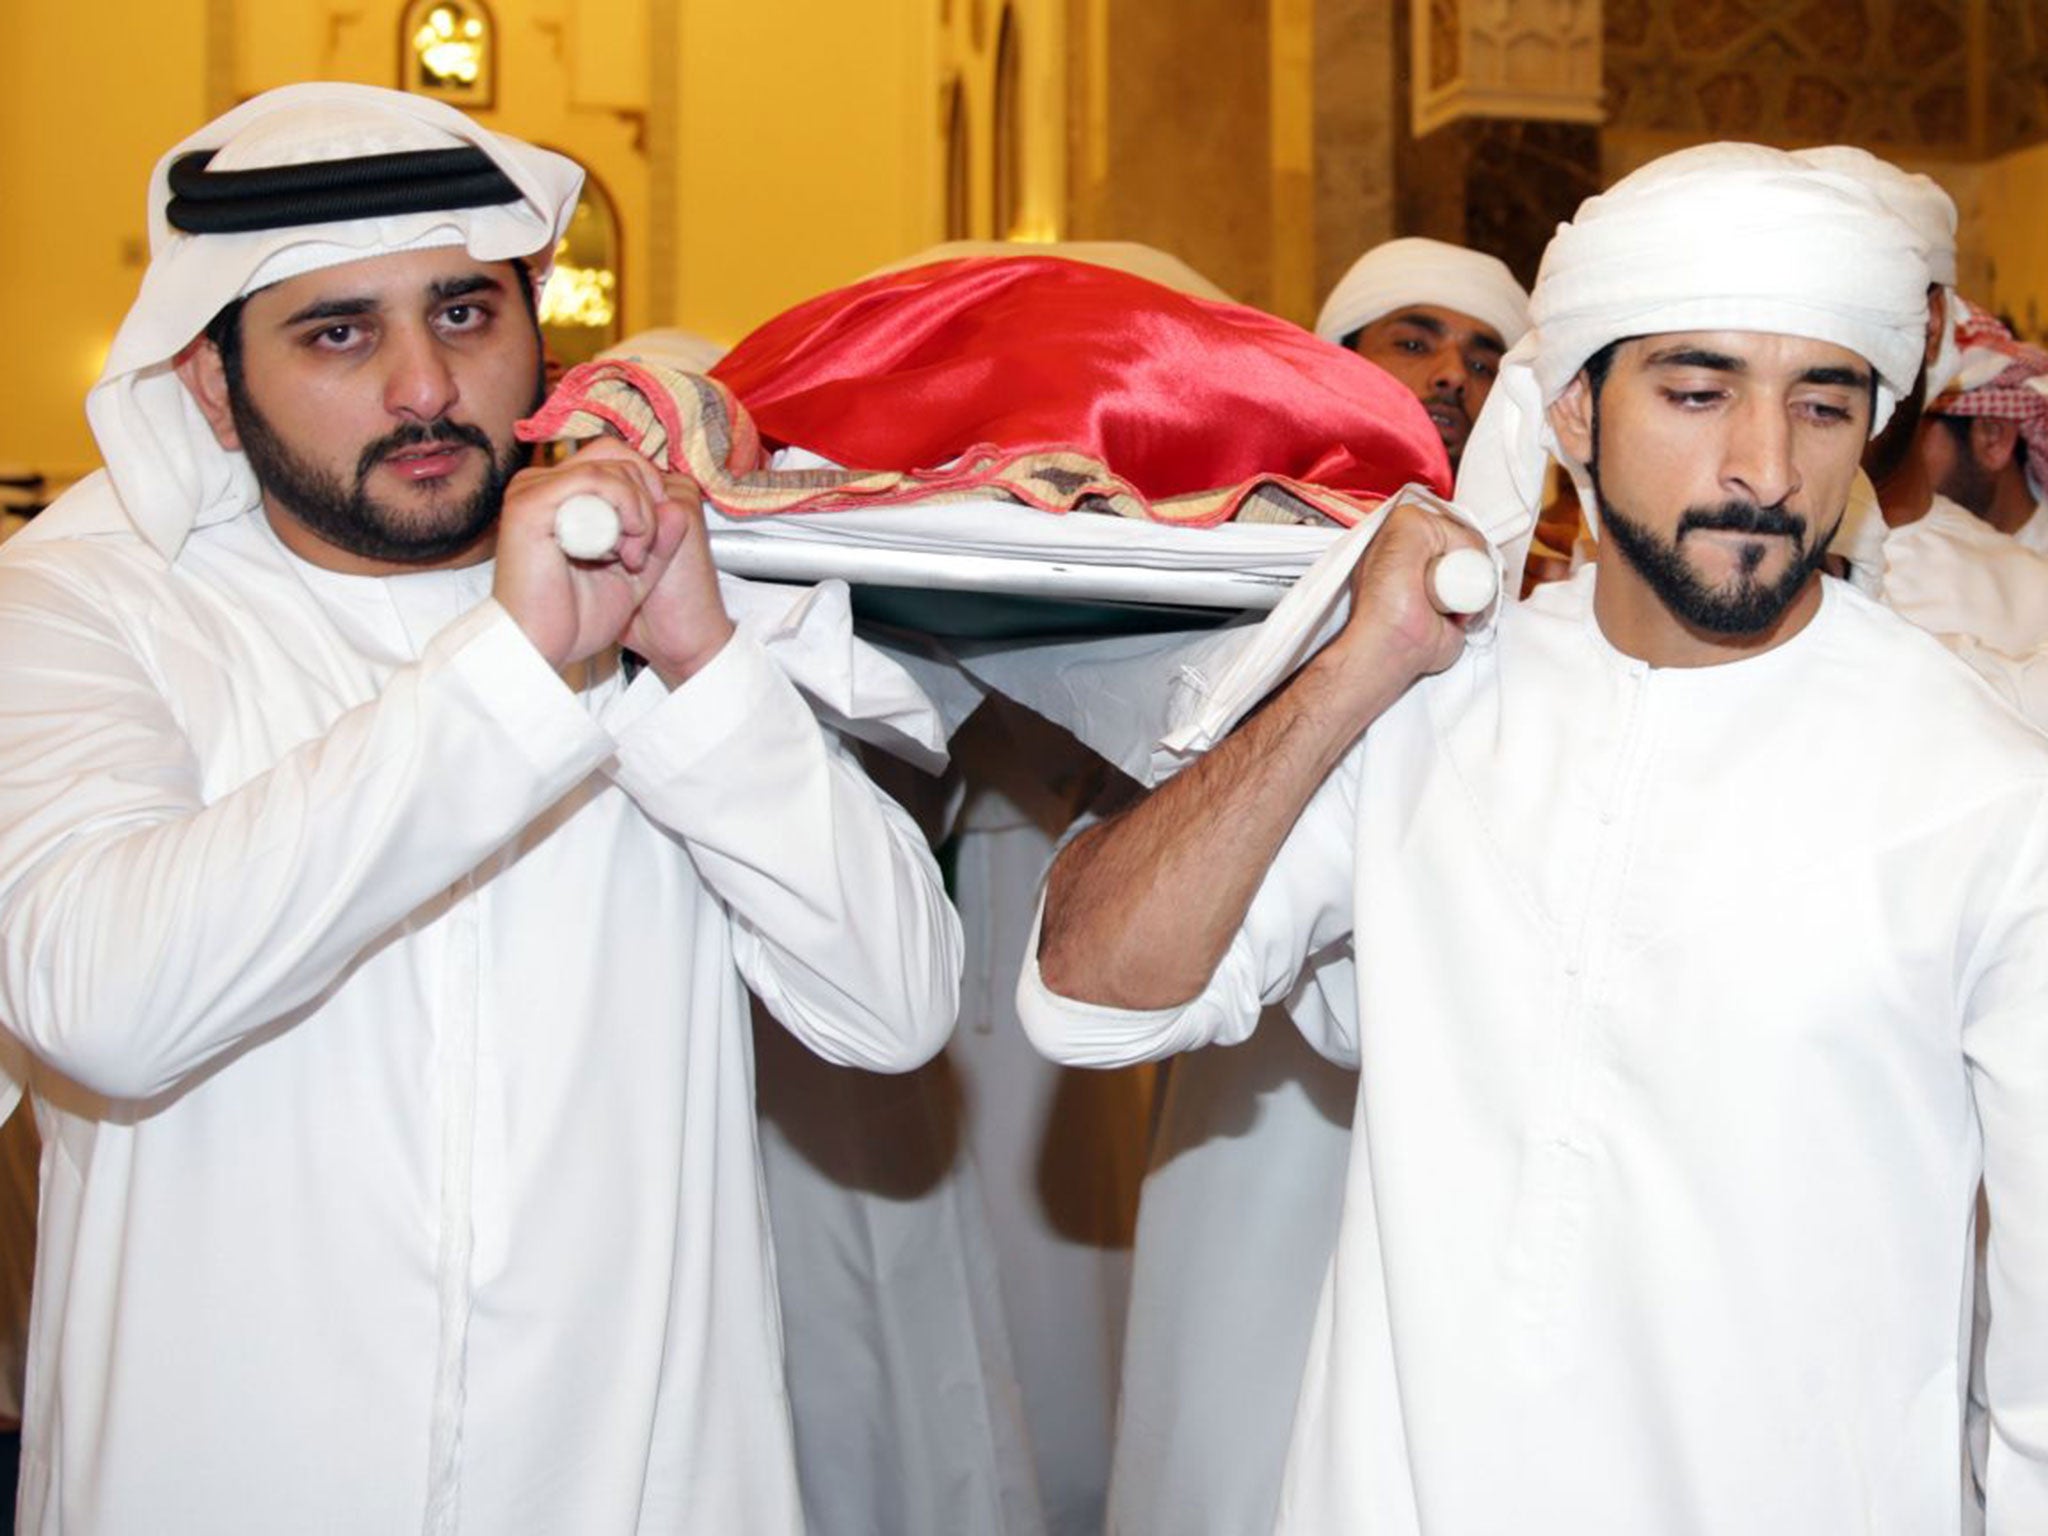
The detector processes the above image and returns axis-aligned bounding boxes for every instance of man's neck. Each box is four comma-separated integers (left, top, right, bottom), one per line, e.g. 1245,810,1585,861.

1590,553,1825,669
1976,473,2038,538
262,500,496,577
1873,453,1934,528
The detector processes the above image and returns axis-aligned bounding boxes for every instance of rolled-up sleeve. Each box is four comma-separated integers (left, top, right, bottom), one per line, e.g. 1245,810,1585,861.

1017,741,1360,1068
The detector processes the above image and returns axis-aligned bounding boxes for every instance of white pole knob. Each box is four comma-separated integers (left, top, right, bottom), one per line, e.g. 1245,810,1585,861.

1429,546,1498,615
553,493,622,561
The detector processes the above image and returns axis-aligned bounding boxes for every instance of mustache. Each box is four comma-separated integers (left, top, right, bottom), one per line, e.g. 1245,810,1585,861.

354,419,495,483
1675,501,1808,540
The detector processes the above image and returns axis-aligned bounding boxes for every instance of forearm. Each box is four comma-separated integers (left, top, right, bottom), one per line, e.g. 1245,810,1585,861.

607,636,962,1071
1038,638,1412,1010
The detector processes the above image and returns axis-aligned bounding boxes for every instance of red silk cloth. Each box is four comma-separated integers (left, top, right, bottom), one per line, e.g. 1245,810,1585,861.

711,256,1453,505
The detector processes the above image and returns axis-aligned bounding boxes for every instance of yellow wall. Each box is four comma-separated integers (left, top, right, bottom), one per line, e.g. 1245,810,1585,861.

1,0,949,486
671,0,942,346
0,0,211,480
1976,140,2048,341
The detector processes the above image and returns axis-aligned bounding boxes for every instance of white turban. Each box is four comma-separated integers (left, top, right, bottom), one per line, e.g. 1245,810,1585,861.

1453,142,1932,549
1791,145,1965,398
1313,237,1532,351
88,82,584,562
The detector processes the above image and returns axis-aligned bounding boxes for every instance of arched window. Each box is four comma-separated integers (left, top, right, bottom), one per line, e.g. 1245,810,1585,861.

400,0,495,109
538,164,624,370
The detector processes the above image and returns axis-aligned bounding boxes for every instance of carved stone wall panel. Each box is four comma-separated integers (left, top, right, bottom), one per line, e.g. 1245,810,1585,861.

1603,0,1989,155
1414,0,1603,135
1985,0,2048,154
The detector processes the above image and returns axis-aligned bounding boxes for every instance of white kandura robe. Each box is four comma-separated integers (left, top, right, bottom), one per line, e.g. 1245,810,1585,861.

753,696,1151,1536
2010,499,2048,558
1020,568,2048,1534
0,482,961,1535
1881,494,2048,656
946,702,1154,1536
1107,1020,1353,1536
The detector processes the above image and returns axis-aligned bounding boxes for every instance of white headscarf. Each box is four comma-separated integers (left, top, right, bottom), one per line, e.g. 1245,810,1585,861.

1313,237,1532,351
1453,142,1932,546
88,82,583,562
1791,145,1964,398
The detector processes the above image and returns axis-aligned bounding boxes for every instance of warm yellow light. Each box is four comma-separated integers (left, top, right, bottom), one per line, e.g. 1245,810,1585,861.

413,6,483,86
540,258,618,329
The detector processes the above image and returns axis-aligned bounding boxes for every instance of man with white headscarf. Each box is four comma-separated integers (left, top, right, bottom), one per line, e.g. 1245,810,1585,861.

0,84,961,1533
1098,237,1531,1536
1018,142,2048,1532
1794,146,1964,586
1314,236,1531,469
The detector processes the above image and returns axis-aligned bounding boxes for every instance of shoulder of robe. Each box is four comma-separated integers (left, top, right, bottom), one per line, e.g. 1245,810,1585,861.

0,472,187,598
1825,579,2048,783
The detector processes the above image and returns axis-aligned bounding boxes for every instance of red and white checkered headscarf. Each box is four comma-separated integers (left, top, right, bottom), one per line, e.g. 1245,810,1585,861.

1928,300,2048,501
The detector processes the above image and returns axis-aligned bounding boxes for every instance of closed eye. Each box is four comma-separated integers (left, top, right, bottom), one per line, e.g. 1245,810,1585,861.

1798,400,1857,424
1660,388,1725,409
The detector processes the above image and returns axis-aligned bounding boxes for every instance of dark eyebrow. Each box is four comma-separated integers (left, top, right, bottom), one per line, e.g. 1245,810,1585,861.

281,296,376,327
1644,345,1746,373
279,272,507,328
1468,331,1506,357
429,272,508,304
1800,364,1874,391
1385,309,1449,339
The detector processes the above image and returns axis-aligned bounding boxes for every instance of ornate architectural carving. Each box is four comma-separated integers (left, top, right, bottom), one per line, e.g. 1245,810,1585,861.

1602,0,1995,154
1413,0,1604,136
1985,0,2048,154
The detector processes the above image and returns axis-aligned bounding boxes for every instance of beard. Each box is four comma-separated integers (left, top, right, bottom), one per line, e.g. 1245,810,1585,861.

1590,413,1836,637
228,380,540,567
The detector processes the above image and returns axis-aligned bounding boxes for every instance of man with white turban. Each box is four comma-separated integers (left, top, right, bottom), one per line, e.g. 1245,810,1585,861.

0,84,961,1533
1100,237,1531,1536
1019,142,2048,1532
1314,236,1532,469
1793,146,1964,584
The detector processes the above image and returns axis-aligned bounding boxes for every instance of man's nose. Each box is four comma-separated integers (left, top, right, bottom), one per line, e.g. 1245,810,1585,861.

382,327,459,421
1428,348,1469,399
1722,396,1800,510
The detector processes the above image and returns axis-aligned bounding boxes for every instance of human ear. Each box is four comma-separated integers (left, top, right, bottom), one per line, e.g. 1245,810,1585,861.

1548,373,1596,466
173,339,241,452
